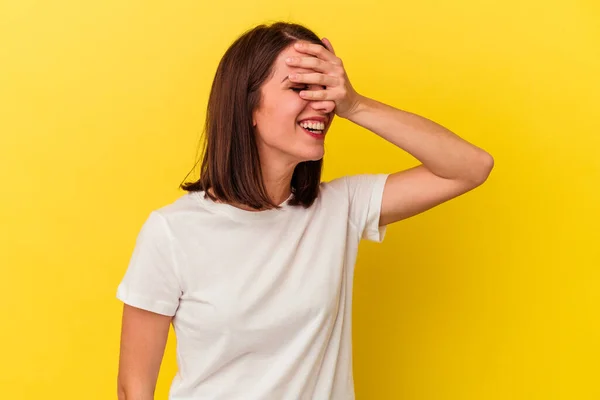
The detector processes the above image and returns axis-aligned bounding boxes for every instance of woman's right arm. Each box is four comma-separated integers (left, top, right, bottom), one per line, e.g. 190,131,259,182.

117,304,172,400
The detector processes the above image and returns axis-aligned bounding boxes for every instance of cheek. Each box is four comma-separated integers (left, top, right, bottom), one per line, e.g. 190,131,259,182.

262,97,305,125
255,89,308,135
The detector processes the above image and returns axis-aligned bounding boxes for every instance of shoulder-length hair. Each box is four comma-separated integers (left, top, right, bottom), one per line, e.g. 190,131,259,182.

180,22,327,210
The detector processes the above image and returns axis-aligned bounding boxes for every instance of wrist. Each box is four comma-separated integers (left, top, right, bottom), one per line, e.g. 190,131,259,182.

344,94,370,121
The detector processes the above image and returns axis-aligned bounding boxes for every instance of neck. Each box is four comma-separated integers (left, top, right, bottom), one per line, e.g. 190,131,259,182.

208,158,296,212
260,157,295,206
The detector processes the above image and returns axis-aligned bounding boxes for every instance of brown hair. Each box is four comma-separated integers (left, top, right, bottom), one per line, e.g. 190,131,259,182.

180,22,327,210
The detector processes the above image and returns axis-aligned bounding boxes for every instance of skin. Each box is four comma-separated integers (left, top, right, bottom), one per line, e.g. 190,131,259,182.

256,38,494,225
117,38,494,398
118,306,171,399
250,43,336,208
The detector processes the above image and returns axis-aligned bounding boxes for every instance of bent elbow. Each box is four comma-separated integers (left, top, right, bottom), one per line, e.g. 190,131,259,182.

470,151,494,186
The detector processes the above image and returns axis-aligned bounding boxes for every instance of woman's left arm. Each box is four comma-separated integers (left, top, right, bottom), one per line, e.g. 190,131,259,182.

288,39,494,226
345,95,494,226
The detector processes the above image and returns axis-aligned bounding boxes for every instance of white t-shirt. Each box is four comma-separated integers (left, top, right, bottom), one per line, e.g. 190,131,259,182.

117,173,389,400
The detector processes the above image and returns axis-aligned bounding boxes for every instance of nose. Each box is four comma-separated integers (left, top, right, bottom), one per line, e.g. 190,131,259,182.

309,99,336,114
303,84,336,116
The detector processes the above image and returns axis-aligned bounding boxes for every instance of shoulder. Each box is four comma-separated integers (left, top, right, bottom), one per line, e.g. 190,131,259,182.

154,192,201,217
320,175,349,191
140,192,215,236
319,176,350,204
320,174,389,198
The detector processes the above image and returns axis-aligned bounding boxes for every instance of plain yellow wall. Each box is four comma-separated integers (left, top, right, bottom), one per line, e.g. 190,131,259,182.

1,1,598,399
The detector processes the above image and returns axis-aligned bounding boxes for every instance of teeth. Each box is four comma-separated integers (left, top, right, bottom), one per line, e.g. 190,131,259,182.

299,121,325,130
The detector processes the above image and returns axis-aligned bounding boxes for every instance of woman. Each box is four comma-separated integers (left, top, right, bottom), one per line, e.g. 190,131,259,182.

117,22,493,399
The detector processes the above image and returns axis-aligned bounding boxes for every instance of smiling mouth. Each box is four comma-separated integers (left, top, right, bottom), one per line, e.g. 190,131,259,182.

299,125,324,135
298,123,326,139
297,121,325,134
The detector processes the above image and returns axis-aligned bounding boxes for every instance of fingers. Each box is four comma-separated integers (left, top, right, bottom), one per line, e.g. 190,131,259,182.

297,89,329,100
293,41,340,64
321,38,336,55
288,39,344,104
286,55,330,72
289,72,337,87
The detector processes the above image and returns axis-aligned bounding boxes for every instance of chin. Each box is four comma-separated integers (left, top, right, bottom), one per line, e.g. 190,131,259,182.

295,147,324,163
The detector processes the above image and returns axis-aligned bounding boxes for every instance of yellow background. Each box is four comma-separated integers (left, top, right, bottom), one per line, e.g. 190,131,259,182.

1,1,598,399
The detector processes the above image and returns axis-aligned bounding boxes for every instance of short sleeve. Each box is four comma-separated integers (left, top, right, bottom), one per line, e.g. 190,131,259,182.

345,173,389,243
116,211,182,316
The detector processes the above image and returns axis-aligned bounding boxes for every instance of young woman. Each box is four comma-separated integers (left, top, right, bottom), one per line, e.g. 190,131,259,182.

117,22,493,400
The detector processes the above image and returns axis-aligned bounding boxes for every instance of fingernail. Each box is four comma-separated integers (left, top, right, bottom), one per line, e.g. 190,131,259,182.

286,57,294,63
295,42,303,49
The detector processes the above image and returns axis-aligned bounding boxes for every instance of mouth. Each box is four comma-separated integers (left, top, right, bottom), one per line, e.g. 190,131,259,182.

297,120,326,139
